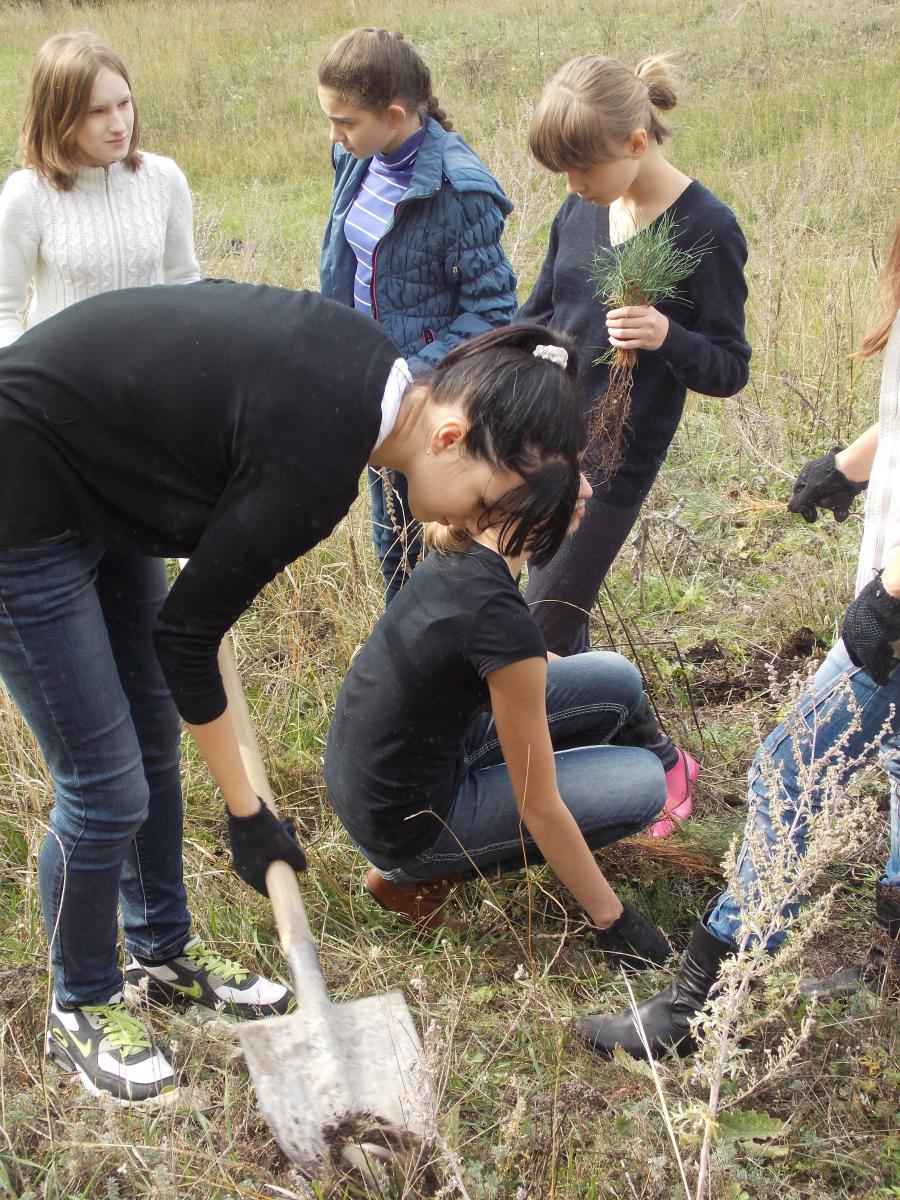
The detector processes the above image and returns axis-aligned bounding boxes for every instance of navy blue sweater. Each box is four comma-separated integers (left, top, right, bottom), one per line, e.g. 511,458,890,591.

518,182,750,506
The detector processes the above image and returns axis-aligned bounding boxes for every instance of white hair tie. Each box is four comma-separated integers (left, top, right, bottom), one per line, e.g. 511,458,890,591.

533,344,568,370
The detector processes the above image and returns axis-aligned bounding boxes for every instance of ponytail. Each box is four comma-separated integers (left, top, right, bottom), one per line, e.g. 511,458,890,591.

529,52,678,173
318,28,453,129
422,522,472,555
634,54,678,141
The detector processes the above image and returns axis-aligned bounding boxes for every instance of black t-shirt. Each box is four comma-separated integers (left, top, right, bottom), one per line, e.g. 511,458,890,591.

517,182,750,506
324,543,546,862
0,280,399,723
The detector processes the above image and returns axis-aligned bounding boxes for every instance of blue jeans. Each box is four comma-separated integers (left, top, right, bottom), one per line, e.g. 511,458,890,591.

0,536,190,1007
368,466,423,604
707,641,900,949
371,652,667,882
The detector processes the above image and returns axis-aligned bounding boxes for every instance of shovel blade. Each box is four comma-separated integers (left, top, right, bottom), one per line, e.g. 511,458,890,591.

237,988,433,1168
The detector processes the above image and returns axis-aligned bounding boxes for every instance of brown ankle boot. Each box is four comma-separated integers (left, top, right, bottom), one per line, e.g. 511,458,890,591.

364,868,464,933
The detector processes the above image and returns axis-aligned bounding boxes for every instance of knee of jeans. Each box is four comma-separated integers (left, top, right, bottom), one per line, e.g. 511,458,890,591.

600,748,666,830
53,762,150,842
583,651,644,715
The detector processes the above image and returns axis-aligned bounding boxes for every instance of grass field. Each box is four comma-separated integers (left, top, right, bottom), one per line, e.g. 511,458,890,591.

0,1,898,1197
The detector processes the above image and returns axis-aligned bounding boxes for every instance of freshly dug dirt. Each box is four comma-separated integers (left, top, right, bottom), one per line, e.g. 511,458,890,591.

688,626,827,706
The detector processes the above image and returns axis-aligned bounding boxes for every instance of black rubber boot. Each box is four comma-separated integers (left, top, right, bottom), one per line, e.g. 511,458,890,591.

573,918,736,1060
801,881,900,998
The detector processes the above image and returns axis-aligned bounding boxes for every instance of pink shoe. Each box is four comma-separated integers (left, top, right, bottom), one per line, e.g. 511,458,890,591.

650,749,699,838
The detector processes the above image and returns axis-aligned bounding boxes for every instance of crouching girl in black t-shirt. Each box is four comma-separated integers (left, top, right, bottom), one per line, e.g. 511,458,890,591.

325,331,673,966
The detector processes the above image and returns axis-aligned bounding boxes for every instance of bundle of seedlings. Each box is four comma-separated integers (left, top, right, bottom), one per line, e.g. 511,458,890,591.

590,213,710,479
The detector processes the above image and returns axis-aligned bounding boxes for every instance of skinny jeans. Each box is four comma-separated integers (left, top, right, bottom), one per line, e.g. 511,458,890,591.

0,535,190,1007
366,652,667,882
707,641,900,949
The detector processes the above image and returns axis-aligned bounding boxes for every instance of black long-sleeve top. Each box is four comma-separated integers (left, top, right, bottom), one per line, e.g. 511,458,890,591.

0,280,398,723
518,181,750,505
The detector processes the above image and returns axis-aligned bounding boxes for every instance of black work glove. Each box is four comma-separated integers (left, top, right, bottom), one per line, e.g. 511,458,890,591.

585,905,673,969
841,574,900,685
787,447,867,523
227,802,307,897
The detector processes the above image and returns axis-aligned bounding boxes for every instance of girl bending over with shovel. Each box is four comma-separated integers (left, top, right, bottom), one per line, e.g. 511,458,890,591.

0,33,294,1106
325,327,674,963
0,284,589,1104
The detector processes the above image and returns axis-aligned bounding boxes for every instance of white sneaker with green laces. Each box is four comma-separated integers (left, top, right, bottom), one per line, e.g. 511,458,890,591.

46,994,178,1105
124,937,293,1019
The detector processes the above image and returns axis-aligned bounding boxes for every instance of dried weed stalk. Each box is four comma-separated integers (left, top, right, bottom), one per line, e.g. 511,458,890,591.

682,668,884,1198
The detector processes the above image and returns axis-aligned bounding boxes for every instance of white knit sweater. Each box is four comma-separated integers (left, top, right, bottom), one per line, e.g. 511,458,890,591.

0,152,200,347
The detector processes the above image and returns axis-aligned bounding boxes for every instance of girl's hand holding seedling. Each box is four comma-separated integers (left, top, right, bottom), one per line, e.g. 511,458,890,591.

606,304,670,351
589,214,710,477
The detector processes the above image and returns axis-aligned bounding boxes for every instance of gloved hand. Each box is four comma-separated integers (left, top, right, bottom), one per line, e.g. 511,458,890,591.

585,904,673,969
841,575,900,685
227,802,307,896
787,448,867,523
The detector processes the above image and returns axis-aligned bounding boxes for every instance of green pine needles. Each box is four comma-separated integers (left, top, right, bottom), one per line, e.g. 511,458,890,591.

589,213,711,479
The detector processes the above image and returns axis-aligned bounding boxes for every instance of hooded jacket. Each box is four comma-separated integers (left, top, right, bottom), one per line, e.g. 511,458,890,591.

320,116,517,373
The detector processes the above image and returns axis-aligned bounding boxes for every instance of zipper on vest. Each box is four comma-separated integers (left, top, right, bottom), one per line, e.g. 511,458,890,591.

103,166,125,291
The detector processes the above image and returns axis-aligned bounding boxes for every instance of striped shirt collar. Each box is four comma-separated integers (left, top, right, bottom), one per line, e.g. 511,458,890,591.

375,120,426,172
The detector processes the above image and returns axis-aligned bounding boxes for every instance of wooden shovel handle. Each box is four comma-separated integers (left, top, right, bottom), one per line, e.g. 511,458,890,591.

215,636,315,952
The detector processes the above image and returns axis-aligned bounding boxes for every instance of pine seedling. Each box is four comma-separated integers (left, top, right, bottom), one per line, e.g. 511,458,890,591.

589,213,710,479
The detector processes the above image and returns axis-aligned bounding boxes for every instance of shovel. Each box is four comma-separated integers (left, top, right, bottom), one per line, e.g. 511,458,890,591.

216,635,433,1169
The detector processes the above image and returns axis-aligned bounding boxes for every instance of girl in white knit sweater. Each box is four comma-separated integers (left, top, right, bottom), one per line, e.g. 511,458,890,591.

0,31,200,346
0,34,293,1107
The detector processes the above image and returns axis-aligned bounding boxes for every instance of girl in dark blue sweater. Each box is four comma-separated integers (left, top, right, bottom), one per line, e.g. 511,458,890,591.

519,53,751,836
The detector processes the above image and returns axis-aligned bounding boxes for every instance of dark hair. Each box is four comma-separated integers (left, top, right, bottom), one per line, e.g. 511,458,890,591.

426,324,584,566
318,28,453,131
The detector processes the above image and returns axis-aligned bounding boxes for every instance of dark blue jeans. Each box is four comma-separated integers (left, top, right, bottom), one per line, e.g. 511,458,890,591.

707,641,900,949
0,536,190,1007
370,652,666,882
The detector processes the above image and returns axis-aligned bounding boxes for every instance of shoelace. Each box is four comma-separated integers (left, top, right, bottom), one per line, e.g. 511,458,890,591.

82,1002,151,1058
184,943,249,984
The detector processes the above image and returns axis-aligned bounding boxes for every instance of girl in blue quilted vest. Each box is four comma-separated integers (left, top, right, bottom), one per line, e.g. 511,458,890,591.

318,27,518,602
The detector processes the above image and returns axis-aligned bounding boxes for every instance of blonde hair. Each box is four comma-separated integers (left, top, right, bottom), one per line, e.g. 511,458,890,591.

856,219,900,358
19,32,142,191
422,522,472,556
529,53,678,172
